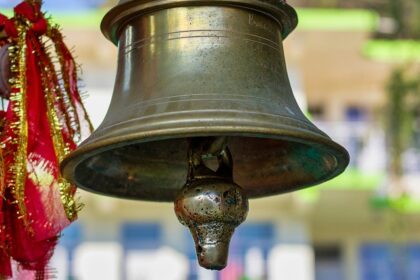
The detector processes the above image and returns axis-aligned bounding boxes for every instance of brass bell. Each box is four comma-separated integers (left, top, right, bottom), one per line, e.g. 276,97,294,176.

61,0,349,270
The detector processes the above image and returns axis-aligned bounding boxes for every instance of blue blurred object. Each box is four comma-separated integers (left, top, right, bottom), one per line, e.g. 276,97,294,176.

121,223,162,250
346,106,367,122
407,245,420,280
59,222,83,251
358,243,420,280
59,222,84,279
0,0,105,11
360,244,398,280
230,223,275,258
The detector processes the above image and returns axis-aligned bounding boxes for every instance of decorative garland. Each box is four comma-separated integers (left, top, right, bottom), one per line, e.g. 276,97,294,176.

0,1,92,279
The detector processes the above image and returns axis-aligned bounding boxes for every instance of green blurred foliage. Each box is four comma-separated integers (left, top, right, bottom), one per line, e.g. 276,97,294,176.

292,0,420,39
386,66,420,176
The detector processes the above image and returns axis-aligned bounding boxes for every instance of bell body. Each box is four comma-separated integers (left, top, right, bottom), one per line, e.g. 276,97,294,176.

61,0,349,201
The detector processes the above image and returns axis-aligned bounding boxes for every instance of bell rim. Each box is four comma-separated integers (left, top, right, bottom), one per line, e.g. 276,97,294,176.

101,0,298,45
61,125,349,201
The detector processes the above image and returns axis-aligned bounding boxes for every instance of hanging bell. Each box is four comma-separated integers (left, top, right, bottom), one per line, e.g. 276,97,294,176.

61,0,349,270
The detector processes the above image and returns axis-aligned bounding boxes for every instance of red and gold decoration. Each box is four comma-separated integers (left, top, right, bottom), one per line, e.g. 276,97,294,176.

0,1,92,278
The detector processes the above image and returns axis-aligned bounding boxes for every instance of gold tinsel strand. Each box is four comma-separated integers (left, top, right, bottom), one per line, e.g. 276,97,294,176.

7,26,31,230
43,31,78,142
38,39,78,221
49,27,94,142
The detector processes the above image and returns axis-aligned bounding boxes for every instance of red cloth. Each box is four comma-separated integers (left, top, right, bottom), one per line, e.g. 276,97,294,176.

0,2,91,278
0,185,11,278
4,30,69,268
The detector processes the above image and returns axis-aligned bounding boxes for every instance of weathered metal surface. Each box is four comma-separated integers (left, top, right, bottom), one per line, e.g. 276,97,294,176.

61,1,349,201
101,0,298,45
60,0,350,270
175,138,248,270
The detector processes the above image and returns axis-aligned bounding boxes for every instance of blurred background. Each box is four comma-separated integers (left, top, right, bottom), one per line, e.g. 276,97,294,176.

2,0,420,279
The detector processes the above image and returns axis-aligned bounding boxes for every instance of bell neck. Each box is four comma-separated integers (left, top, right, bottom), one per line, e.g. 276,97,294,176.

187,137,234,182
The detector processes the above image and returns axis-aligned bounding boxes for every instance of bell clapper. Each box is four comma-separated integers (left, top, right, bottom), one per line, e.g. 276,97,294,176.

174,137,249,270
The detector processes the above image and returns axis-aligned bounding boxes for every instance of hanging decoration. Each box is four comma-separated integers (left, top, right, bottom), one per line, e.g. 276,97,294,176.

0,1,92,279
